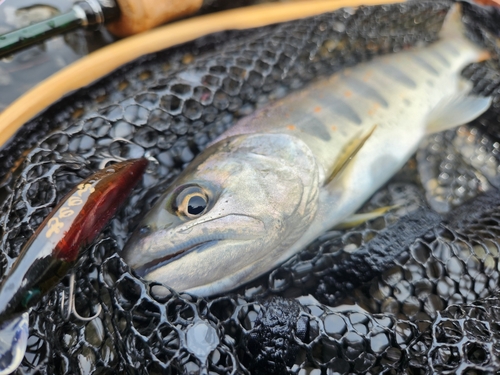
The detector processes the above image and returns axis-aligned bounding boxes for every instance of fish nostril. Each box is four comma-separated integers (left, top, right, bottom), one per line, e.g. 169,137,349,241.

139,225,151,237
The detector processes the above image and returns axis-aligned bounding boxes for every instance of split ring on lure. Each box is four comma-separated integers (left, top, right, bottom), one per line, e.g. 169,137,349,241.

0,158,148,325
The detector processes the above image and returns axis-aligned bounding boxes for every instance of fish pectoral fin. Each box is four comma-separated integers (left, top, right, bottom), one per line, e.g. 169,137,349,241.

324,124,377,186
335,205,398,229
426,92,491,134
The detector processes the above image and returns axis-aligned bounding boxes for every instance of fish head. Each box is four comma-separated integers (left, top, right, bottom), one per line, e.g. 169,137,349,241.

122,134,318,296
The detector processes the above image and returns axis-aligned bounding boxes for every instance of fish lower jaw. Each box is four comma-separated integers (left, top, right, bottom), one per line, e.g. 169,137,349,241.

135,240,217,278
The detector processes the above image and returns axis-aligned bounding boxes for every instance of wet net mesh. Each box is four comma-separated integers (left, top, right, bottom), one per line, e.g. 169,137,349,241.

1,0,500,373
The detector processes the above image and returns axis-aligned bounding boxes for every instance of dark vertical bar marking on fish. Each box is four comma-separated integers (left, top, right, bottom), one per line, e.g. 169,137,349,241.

302,116,331,141
346,78,389,108
316,96,363,125
430,50,451,67
413,56,439,76
380,64,417,88
443,42,460,56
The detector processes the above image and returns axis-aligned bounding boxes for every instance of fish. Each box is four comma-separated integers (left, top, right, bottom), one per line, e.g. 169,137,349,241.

0,158,148,325
122,5,492,297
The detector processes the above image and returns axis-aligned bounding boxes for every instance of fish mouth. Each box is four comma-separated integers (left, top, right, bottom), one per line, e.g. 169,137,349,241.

134,240,217,277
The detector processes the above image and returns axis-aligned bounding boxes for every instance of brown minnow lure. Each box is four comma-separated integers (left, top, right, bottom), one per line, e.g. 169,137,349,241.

0,158,148,324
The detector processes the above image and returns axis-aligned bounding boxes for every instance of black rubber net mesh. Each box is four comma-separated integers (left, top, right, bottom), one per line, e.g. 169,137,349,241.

1,0,500,373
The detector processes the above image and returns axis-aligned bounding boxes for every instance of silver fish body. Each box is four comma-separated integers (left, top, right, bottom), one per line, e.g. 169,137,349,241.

122,6,491,296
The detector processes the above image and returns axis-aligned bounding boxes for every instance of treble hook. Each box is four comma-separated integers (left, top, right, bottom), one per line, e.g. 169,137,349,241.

60,272,102,322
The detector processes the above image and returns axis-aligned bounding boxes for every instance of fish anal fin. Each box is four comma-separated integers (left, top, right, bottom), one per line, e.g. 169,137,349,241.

335,205,397,229
426,93,491,134
325,125,377,186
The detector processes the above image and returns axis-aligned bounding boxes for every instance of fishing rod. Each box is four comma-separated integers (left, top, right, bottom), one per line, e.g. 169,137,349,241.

0,0,203,57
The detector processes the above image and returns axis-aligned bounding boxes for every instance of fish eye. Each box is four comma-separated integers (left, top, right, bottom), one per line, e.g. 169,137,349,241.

138,225,151,237
172,185,210,219
21,288,41,308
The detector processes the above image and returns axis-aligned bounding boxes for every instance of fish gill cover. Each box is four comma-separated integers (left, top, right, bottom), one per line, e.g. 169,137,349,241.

1,0,500,373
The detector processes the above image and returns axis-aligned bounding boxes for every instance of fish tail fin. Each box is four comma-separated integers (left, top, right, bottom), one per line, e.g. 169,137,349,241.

440,3,491,63
425,5,493,135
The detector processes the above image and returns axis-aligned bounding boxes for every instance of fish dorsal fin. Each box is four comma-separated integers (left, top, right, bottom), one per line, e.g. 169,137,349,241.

426,92,491,134
324,125,377,186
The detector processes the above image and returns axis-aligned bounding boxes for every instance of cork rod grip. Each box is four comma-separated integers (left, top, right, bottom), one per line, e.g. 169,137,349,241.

107,0,203,37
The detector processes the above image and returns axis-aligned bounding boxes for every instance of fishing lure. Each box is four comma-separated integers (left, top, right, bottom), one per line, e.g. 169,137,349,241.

0,158,148,325
0,158,147,374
